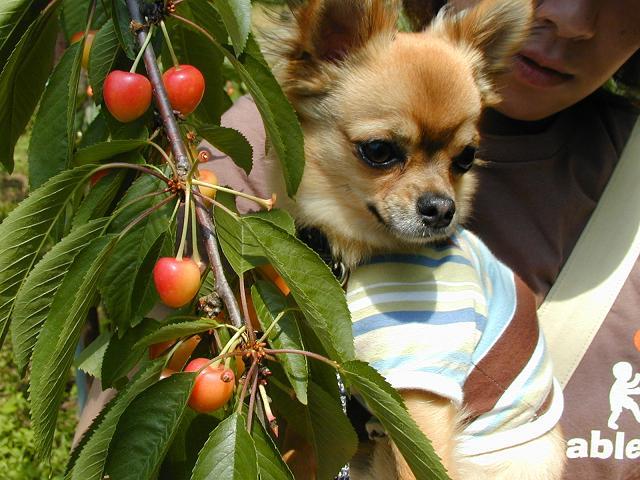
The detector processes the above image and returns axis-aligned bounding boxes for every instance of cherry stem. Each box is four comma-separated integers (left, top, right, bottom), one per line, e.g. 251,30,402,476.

118,194,176,240
43,0,63,17
192,350,245,376
257,308,300,344
83,1,97,40
176,186,191,260
246,366,260,433
109,188,172,222
191,180,275,211
160,20,180,68
212,326,246,369
238,274,256,344
189,201,201,264
146,141,178,177
236,359,259,414
131,24,154,73
264,348,340,369
191,190,239,220
258,384,278,437
89,162,171,183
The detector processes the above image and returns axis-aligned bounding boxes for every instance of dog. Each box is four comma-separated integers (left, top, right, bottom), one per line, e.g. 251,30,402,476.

262,0,566,478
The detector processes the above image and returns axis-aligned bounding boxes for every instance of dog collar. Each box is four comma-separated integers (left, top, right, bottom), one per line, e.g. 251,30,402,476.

296,226,349,287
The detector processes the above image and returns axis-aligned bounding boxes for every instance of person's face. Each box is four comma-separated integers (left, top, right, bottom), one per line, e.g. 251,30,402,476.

451,0,640,120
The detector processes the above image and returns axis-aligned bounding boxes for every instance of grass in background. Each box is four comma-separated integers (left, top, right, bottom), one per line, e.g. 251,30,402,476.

0,133,78,479
0,345,77,480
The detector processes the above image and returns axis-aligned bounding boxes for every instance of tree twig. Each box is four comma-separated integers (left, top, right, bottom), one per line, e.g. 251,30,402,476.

246,367,260,433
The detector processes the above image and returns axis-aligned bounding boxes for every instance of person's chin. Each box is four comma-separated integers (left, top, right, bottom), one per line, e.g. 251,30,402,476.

493,73,573,122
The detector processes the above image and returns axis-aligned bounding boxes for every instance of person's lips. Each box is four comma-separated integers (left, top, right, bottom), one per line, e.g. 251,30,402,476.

512,53,574,88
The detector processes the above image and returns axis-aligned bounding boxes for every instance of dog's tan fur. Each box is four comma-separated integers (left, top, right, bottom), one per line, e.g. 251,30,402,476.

262,0,565,478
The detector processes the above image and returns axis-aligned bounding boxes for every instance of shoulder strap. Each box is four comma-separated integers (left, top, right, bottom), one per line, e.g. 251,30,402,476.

538,117,640,389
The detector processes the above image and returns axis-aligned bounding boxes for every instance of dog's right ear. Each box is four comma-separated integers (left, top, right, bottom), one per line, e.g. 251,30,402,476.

289,0,398,64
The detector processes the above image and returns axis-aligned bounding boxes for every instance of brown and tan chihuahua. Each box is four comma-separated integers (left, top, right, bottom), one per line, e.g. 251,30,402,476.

263,0,565,478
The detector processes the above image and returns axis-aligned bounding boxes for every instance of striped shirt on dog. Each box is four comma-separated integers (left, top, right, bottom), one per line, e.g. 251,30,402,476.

347,228,563,456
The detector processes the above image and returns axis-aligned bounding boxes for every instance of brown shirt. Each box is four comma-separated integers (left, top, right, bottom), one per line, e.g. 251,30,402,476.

468,91,640,480
201,91,640,480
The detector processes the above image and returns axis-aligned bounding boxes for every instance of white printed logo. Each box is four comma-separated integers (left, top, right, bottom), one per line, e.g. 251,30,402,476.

565,361,640,460
607,361,640,430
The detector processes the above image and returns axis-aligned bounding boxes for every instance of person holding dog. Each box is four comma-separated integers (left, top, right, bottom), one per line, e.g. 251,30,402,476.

75,0,640,478
197,1,640,478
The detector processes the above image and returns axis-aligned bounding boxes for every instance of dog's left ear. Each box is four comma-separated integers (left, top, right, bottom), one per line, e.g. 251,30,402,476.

290,0,399,63
431,0,532,100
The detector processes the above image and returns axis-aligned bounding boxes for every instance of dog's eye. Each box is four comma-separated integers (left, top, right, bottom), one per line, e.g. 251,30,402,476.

452,145,477,173
357,140,405,168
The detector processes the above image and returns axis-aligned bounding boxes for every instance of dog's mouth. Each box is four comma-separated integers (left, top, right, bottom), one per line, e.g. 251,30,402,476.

366,202,456,243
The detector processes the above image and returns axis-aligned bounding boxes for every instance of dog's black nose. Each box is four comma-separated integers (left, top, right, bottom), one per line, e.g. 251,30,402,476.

417,194,456,228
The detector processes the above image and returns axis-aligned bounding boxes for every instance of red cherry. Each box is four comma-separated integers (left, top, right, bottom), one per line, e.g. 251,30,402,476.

153,257,201,308
103,70,152,123
162,65,205,115
185,358,235,413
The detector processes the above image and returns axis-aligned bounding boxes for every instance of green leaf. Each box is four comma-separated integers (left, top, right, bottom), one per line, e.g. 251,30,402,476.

133,318,221,351
252,281,307,404
30,234,117,458
29,41,84,188
160,410,219,480
104,372,196,480
101,318,162,389
99,196,171,330
0,0,45,67
72,169,128,229
215,196,266,275
66,358,166,480
252,419,294,480
340,360,451,480
197,125,253,174
174,25,303,196
0,165,94,349
168,19,228,124
79,111,110,148
214,194,296,275
98,175,172,321
0,5,58,172
269,381,357,480
11,218,108,374
211,0,251,56
242,217,354,362
74,138,149,165
60,0,108,40
88,18,121,105
111,0,136,59
191,413,258,480
240,36,304,196
74,330,112,378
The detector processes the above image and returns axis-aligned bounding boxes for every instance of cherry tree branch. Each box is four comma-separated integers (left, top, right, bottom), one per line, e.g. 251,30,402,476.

125,0,243,329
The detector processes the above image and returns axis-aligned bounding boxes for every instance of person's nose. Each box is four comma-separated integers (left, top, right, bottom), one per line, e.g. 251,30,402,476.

535,0,598,40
